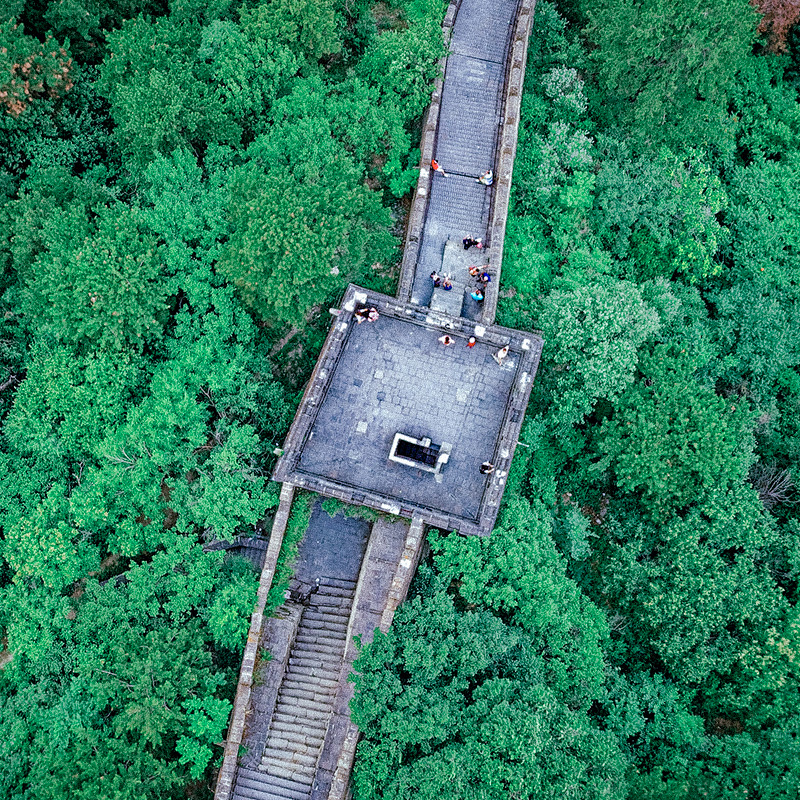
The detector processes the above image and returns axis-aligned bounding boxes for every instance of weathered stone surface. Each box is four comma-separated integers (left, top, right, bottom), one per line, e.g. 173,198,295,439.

274,287,542,537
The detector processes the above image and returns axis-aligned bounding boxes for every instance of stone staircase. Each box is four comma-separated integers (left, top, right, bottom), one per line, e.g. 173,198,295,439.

232,577,357,800
430,238,489,317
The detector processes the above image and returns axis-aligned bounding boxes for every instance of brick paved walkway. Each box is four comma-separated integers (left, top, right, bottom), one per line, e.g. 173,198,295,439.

411,0,520,306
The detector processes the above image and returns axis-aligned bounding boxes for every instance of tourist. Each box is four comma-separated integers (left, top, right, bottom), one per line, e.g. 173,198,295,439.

442,276,453,291
431,158,447,176
471,288,484,302
467,337,477,348
469,265,481,277
480,271,491,284
438,334,454,346
463,236,483,250
354,306,370,324
477,169,494,186
480,461,495,475
493,345,509,365
430,271,442,287
367,307,380,322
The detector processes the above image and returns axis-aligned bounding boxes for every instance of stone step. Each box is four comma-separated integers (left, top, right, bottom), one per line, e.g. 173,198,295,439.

273,701,332,722
311,581,356,602
285,665,342,682
290,640,344,658
291,638,345,654
272,702,332,721
267,733,325,754
298,624,349,640
288,655,342,672
276,694,333,715
318,577,358,590
304,617,349,632
308,600,352,614
270,717,329,737
264,761,315,783
281,674,338,691
294,631,347,646
261,745,318,768
234,782,307,800
279,685,336,703
235,768,310,800
301,611,351,626
292,632,346,648
308,601,352,616
233,784,306,800
286,660,341,678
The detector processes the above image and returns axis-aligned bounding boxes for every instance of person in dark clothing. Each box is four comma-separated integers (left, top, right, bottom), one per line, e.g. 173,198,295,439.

463,236,483,250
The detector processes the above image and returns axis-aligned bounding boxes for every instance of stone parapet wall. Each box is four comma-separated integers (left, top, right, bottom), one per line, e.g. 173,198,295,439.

323,516,427,800
481,0,536,324
396,1,461,302
213,482,296,800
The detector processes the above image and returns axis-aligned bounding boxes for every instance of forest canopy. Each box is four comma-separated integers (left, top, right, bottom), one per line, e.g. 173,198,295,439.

1,0,799,798
0,1,446,797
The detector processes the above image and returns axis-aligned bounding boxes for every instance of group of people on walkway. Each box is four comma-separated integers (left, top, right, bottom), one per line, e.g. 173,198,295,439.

427,156,495,304
430,271,452,291
429,264,490,303
436,332,510,366
430,158,493,186
469,265,490,302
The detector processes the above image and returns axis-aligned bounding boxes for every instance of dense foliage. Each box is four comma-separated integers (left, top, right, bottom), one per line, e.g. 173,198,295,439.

351,2,800,799
3,0,799,797
0,1,445,797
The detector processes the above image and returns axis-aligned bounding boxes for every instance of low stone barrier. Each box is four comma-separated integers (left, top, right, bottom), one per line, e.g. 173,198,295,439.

481,0,537,324
396,0,462,302
213,482,296,800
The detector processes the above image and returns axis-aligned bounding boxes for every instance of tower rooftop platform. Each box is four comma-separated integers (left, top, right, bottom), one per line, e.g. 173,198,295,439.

273,285,543,535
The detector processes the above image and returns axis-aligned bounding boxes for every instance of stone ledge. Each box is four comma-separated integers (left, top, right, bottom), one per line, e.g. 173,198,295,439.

213,483,296,800
481,0,537,325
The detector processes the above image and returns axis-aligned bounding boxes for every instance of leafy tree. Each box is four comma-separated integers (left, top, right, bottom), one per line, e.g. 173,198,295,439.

592,141,729,282
351,594,625,800
352,497,624,799
752,0,800,52
0,20,73,117
593,344,755,519
582,0,758,148
22,203,167,352
202,557,259,652
194,18,298,140
99,16,234,174
239,0,343,62
219,123,392,325
536,277,660,432
723,155,800,285
177,695,233,779
711,280,800,400
729,56,800,163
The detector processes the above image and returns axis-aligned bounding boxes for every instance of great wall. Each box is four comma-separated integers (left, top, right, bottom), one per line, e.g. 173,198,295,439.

215,2,542,798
